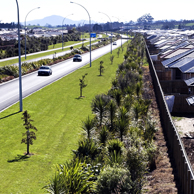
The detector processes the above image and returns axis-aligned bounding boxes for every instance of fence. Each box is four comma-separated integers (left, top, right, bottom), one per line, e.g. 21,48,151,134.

146,45,194,193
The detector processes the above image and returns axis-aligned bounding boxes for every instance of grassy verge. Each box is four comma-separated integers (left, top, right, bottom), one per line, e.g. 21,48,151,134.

0,42,129,193
0,39,99,67
47,40,82,50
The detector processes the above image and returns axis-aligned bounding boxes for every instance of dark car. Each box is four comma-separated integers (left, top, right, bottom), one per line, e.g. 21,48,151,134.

73,54,82,62
38,66,52,76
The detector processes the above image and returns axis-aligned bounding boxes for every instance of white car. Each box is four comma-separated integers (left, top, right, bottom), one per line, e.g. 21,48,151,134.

113,42,117,45
38,66,52,76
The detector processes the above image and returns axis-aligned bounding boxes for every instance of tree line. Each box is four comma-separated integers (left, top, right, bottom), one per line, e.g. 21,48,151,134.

0,31,81,59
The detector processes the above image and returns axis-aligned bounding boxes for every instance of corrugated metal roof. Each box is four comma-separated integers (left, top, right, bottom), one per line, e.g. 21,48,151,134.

174,58,194,72
185,45,194,49
186,67,194,73
159,40,189,56
165,49,189,59
160,45,171,50
162,48,194,66
147,35,157,40
186,96,194,105
173,41,190,50
162,49,173,55
169,57,193,67
185,77,194,86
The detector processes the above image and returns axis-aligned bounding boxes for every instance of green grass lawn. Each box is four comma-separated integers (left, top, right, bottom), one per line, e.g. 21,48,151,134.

0,42,129,193
47,40,82,50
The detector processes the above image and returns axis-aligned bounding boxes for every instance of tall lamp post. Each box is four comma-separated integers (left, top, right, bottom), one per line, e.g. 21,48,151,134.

70,2,92,67
62,13,73,50
15,0,22,112
112,16,122,47
81,20,85,45
99,12,112,54
24,7,40,59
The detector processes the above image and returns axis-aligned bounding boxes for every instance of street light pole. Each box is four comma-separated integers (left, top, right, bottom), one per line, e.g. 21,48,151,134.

15,0,23,112
112,16,122,47
62,14,73,50
82,20,85,45
24,7,40,59
99,12,112,54
70,1,92,67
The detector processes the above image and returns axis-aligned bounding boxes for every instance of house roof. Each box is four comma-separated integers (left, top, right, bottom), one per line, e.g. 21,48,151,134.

164,48,190,59
159,40,191,56
186,95,194,106
162,48,194,66
185,77,194,86
147,34,157,40
169,57,194,73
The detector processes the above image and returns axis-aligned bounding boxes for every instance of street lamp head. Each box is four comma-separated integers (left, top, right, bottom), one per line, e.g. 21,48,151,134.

70,1,74,3
37,7,40,9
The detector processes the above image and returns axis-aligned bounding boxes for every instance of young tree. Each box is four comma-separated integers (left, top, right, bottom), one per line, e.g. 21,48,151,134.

21,110,37,155
99,60,104,76
79,73,88,97
117,48,120,57
110,55,114,65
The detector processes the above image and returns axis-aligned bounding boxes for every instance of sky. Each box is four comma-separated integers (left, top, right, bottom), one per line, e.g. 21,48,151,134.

1,0,194,24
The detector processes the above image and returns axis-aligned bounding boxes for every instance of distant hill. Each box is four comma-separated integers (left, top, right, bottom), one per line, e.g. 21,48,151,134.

23,15,95,26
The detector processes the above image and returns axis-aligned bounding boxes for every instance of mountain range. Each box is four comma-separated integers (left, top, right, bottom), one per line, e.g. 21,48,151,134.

23,15,96,26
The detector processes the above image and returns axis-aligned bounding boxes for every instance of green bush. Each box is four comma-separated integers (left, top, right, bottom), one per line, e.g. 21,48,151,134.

95,165,132,194
72,138,101,163
107,139,124,156
126,145,148,193
44,159,95,194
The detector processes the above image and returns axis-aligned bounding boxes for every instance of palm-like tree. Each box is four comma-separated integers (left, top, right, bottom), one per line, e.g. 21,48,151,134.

44,159,95,194
133,99,151,124
99,125,109,146
73,138,100,162
107,99,117,131
123,94,134,112
107,139,124,164
91,94,111,126
133,101,141,122
82,116,96,140
116,106,130,141
112,89,122,107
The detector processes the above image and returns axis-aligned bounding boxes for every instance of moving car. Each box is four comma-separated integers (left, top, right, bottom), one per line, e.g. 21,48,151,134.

73,54,82,62
38,66,52,76
113,42,117,45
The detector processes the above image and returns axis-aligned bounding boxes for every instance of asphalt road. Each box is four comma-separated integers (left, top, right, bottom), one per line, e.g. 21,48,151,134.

0,38,128,112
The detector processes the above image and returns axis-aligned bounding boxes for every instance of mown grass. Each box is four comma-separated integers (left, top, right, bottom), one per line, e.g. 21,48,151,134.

0,41,129,193
47,40,82,50
0,39,99,67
